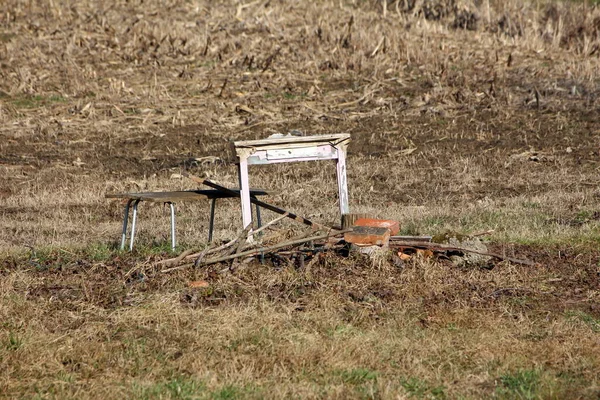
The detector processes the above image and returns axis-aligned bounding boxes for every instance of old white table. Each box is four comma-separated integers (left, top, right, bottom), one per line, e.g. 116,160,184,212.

233,133,351,229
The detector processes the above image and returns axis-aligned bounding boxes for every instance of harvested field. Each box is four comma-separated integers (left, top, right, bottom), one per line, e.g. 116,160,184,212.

1,0,600,398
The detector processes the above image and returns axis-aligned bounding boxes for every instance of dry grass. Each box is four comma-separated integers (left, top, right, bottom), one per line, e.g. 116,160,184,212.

1,0,600,398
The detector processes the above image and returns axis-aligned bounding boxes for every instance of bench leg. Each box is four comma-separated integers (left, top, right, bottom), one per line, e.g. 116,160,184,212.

208,198,217,242
168,202,176,252
120,199,133,250
129,199,141,251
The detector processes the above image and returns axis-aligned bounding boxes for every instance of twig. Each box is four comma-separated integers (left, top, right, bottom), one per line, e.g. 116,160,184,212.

331,88,381,109
218,78,228,97
470,229,495,237
226,225,253,256
390,241,536,266
249,213,288,237
370,36,385,57
157,236,240,267
157,248,196,267
161,229,350,273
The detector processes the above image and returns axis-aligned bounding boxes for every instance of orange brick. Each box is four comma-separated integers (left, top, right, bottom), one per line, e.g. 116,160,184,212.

354,218,400,235
344,226,390,246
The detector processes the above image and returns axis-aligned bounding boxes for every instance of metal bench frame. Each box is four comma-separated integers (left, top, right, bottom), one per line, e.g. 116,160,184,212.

106,189,266,251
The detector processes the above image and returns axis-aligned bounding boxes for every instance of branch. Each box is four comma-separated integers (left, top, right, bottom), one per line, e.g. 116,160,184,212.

161,229,350,273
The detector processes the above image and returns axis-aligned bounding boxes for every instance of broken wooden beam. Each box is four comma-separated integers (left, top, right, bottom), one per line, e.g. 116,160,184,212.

183,173,331,231
389,240,536,266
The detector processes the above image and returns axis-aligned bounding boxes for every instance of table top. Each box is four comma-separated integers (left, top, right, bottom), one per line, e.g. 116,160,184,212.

105,189,269,202
234,133,350,149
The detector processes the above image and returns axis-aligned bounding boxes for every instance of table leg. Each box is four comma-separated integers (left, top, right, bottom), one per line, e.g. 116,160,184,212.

120,199,133,250
208,198,217,242
336,145,350,216
168,202,176,252
238,158,253,229
129,199,141,251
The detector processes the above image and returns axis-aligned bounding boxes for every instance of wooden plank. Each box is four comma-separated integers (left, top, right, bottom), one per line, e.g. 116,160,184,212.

247,153,339,165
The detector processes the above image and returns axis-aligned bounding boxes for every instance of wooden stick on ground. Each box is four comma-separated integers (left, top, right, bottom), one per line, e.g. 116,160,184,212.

391,241,536,266
161,229,351,273
157,215,288,268
156,248,196,267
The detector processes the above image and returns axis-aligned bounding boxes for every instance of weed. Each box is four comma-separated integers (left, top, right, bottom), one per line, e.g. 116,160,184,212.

400,377,446,399
339,368,379,385
5,332,22,351
0,32,16,42
133,377,206,400
87,243,113,261
566,310,600,332
210,385,243,400
496,369,541,400
11,94,67,108
399,221,421,236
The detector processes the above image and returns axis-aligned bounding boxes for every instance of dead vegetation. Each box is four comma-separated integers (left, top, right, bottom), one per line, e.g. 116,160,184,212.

1,0,600,398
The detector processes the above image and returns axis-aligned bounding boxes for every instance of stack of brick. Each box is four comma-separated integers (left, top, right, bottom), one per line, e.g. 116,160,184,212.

344,218,400,248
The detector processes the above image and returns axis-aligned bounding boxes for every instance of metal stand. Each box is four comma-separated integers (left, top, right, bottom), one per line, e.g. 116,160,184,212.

120,199,133,250
208,198,217,243
120,200,176,252
118,195,263,249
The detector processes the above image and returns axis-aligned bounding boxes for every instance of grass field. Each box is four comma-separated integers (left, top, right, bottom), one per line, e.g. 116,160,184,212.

1,0,600,398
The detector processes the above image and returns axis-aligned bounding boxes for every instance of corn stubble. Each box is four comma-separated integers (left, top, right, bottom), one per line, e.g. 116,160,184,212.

1,0,600,398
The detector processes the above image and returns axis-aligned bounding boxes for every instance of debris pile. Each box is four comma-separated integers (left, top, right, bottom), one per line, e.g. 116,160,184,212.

158,214,534,274
153,168,535,272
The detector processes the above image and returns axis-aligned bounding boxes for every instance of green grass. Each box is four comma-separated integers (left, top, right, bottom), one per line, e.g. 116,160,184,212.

11,94,68,108
4,332,23,351
566,311,600,333
495,369,542,400
338,368,379,385
400,377,446,399
133,377,206,400
132,379,260,400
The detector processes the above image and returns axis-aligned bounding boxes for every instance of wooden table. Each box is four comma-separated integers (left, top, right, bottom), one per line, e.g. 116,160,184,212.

233,133,351,229
106,189,268,251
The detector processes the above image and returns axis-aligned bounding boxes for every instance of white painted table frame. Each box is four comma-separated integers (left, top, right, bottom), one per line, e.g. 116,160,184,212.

234,134,351,229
